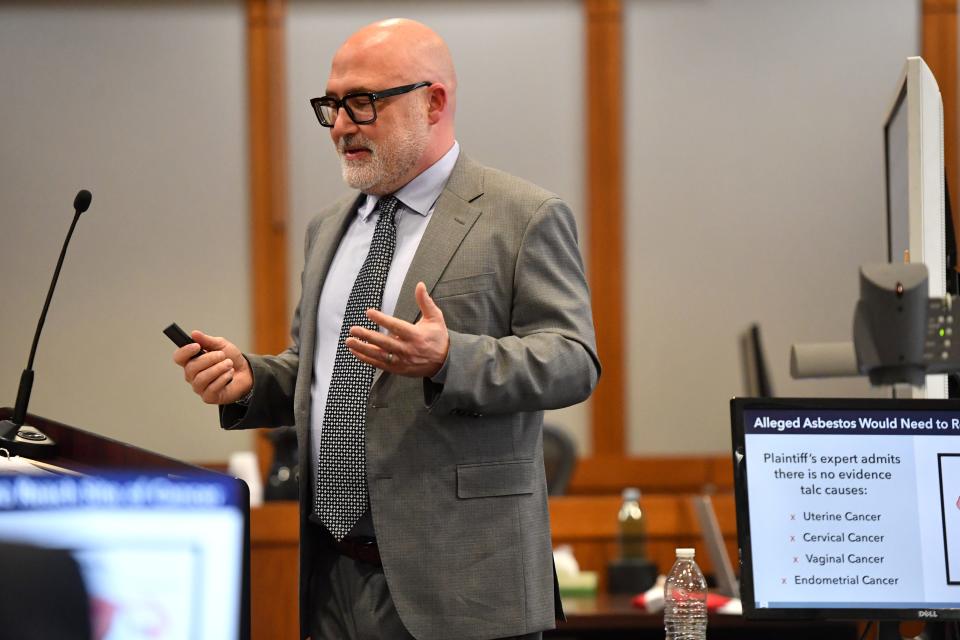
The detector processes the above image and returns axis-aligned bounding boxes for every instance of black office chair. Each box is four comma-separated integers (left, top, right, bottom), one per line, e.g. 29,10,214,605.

542,424,577,495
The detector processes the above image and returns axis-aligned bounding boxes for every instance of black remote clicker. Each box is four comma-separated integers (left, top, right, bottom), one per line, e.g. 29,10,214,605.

163,322,207,358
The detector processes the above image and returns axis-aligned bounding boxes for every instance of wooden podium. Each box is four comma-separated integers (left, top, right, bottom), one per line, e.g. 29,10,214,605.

0,407,251,640
0,407,204,472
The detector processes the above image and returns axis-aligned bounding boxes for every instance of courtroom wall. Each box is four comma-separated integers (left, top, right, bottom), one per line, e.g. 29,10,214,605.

0,0,923,462
624,0,917,453
0,1,252,462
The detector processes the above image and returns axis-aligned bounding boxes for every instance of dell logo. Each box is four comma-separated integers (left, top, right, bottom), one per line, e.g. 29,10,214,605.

918,610,939,618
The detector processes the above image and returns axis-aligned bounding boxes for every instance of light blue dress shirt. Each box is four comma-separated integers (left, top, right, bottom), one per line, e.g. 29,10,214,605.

309,142,461,503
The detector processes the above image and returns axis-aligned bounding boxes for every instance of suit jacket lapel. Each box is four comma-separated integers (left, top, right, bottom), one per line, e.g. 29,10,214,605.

372,155,484,389
297,194,359,420
392,154,485,324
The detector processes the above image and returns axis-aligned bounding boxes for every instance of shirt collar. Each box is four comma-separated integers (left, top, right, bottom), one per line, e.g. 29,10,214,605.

357,141,461,221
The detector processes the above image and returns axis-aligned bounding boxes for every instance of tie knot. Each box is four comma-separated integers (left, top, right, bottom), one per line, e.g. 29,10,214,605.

375,195,401,227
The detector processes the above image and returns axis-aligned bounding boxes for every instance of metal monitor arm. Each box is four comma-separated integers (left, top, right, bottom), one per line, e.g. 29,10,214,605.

791,263,959,385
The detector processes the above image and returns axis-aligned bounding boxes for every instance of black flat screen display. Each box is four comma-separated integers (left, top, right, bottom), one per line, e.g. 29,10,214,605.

732,398,960,620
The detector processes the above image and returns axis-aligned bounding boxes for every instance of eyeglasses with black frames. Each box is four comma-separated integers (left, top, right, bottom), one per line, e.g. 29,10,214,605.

309,81,433,127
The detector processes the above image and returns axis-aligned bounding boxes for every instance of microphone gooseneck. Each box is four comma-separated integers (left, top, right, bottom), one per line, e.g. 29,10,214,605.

23,203,85,375
1,190,92,455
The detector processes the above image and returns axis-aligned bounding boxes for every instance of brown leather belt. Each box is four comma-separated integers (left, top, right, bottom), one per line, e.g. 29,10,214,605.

334,537,382,567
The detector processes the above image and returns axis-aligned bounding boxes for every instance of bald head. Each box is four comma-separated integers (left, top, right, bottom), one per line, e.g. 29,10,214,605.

334,19,457,96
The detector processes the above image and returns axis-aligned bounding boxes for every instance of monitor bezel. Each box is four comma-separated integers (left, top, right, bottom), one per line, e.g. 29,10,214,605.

882,56,949,400
731,396,960,621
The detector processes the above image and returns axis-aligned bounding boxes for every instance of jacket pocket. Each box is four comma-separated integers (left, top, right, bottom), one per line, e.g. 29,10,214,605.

457,459,536,498
432,272,496,299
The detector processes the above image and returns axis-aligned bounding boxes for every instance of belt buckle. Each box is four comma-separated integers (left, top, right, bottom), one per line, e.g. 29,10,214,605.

341,537,380,566
351,537,376,547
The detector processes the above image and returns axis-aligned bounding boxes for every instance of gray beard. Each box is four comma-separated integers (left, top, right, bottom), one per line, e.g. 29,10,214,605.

338,123,429,195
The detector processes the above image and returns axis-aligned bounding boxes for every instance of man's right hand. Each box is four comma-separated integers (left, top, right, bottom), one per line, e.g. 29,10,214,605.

172,331,253,405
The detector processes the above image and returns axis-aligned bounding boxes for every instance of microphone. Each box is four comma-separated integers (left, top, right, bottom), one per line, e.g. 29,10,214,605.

0,190,93,458
73,189,92,214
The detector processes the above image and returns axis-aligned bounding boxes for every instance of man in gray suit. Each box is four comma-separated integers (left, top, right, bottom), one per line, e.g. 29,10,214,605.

174,18,599,640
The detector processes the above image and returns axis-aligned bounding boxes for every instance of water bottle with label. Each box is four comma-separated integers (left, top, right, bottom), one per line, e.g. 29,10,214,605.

663,547,707,640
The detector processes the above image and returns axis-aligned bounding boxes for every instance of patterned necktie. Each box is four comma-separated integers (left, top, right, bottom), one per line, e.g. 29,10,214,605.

316,195,400,540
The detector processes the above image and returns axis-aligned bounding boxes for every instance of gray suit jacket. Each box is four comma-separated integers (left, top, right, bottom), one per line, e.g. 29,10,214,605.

222,154,600,640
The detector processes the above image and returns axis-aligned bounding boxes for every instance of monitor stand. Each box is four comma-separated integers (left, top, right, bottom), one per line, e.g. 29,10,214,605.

876,620,951,640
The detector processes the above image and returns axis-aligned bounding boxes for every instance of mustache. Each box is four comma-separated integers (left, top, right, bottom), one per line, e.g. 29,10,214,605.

338,134,374,154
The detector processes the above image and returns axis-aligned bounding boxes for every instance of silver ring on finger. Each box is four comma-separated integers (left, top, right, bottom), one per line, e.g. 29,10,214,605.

386,352,394,364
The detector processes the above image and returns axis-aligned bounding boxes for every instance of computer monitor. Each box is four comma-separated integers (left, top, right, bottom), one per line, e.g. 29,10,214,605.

0,472,247,640
884,56,949,399
731,397,960,623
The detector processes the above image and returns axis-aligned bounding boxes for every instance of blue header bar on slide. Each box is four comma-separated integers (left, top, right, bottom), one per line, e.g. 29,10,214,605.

745,409,960,436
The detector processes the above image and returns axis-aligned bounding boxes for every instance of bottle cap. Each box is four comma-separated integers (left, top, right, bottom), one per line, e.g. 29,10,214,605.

675,548,695,559
621,487,641,501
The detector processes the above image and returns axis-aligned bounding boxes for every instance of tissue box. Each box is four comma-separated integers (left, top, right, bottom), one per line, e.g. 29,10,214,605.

557,570,598,597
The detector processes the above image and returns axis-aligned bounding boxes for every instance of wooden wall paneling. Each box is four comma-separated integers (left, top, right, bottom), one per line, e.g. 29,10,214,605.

569,455,735,495
550,495,622,538
922,0,959,269
250,503,299,640
247,0,290,477
585,0,626,456
250,545,299,640
708,453,735,490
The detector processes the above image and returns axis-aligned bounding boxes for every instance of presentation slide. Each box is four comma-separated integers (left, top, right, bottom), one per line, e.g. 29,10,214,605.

941,453,960,585
742,407,960,610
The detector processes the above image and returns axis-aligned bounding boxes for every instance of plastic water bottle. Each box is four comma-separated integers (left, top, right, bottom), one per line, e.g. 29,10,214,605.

618,487,647,559
663,548,707,640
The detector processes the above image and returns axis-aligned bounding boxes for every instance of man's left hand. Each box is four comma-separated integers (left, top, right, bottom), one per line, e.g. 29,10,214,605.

346,281,449,378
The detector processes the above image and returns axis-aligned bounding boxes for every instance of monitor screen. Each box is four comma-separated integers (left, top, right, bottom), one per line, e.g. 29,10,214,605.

731,398,960,620
0,472,246,640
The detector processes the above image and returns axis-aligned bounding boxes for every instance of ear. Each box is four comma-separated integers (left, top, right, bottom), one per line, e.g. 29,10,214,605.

426,84,448,125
